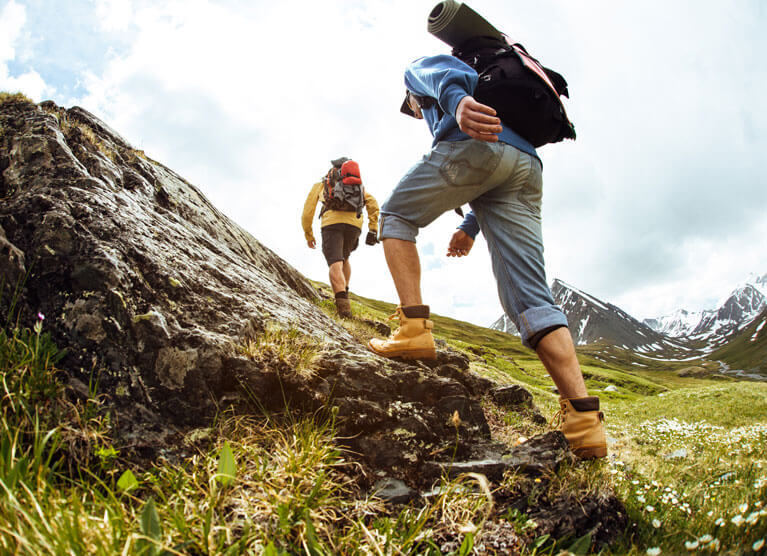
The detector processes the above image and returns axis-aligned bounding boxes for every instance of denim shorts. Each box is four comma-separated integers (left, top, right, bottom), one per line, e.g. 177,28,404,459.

379,139,568,348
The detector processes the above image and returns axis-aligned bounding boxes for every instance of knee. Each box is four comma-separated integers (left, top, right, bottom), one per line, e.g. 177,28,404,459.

328,261,344,275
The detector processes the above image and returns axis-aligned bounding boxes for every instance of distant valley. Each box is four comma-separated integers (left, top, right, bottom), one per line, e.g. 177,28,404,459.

490,274,767,377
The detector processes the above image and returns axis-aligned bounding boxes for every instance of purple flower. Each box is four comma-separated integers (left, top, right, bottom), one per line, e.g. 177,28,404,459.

37,312,45,321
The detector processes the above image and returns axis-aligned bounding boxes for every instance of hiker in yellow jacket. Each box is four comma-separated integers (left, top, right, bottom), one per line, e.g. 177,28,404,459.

302,157,379,317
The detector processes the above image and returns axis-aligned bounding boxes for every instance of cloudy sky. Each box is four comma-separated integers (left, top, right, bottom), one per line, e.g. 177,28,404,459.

2,0,766,327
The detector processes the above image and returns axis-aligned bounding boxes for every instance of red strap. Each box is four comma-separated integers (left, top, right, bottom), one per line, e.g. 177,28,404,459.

511,44,559,97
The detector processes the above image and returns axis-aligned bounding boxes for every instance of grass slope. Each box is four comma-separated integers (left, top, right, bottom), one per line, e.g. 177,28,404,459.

710,308,767,374
2,280,765,555
341,284,767,554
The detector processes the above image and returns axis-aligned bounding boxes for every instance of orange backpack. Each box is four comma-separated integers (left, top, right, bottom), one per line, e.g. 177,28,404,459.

320,159,365,217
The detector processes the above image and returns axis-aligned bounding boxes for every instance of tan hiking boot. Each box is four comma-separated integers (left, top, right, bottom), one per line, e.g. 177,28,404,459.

335,296,352,318
368,305,436,360
553,396,607,459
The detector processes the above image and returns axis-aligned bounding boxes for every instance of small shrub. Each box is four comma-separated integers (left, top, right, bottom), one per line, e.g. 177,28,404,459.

0,91,34,106
237,322,319,375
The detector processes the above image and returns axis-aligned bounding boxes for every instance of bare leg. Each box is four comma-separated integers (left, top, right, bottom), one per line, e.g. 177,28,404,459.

382,238,422,306
535,327,588,398
343,259,351,290
328,261,346,294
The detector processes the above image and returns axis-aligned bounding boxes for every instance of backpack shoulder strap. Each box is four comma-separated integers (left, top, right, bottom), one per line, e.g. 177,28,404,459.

318,168,337,218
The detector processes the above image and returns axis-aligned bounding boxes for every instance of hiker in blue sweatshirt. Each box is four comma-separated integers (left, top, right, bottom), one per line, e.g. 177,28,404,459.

368,54,607,459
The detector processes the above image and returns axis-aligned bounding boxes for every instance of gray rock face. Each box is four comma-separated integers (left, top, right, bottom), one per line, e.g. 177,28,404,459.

0,99,493,472
492,384,533,406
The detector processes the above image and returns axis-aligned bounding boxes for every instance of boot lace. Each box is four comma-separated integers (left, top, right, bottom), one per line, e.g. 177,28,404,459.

387,307,404,322
549,406,567,429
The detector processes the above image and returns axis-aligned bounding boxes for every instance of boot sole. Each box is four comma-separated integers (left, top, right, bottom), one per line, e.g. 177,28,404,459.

367,341,437,361
572,444,607,459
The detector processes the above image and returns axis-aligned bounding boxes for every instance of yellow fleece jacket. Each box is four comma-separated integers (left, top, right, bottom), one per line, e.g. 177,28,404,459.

301,182,379,243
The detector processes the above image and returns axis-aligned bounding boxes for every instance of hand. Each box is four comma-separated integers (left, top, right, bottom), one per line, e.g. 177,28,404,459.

455,96,502,142
365,231,378,246
447,230,474,257
307,238,316,249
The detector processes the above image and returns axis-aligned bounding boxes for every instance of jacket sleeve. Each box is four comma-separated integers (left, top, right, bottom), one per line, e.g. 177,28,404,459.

404,55,478,117
458,211,481,239
301,182,322,242
364,191,380,233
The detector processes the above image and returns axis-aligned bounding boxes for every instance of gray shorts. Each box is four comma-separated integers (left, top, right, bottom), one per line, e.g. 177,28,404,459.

380,139,567,348
321,223,360,265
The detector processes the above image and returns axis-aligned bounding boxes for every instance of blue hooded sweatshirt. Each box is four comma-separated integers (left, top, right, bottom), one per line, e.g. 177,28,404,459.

404,55,540,239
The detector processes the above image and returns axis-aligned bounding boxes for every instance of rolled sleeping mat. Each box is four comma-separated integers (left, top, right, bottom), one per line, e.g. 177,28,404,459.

427,0,503,48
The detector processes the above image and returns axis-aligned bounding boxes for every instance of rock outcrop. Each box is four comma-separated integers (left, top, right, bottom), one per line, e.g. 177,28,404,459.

0,98,496,470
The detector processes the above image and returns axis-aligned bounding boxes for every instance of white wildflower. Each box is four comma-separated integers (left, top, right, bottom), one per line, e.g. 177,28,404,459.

746,512,760,525
731,515,744,526
753,539,765,552
646,548,661,556
715,517,725,527
698,534,712,543
709,539,720,551
637,495,646,503
739,503,749,514
652,519,661,528
458,523,477,534
684,540,698,550
646,505,655,512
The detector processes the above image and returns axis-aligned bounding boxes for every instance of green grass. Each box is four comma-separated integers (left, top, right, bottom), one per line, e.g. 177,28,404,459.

711,308,767,374
605,383,767,554
236,321,320,376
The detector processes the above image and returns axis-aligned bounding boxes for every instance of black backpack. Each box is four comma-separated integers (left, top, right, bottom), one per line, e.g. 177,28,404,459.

453,36,576,147
320,159,365,217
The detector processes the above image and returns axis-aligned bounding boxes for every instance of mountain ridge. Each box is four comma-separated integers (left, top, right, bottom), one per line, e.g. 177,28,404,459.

489,275,767,373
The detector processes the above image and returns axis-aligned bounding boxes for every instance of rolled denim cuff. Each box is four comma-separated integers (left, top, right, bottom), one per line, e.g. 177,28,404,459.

379,213,419,243
516,304,569,349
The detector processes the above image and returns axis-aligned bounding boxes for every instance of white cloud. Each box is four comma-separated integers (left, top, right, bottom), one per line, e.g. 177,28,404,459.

0,0,53,100
0,1,25,62
93,0,134,32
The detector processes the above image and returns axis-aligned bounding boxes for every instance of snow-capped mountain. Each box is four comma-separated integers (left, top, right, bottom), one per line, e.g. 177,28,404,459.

488,273,766,366
550,279,684,350
643,274,767,340
643,309,704,337
490,314,518,335
489,279,687,353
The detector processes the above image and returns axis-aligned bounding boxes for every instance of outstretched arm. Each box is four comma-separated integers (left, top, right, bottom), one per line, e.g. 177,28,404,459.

447,211,480,257
447,230,475,257
302,183,322,248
